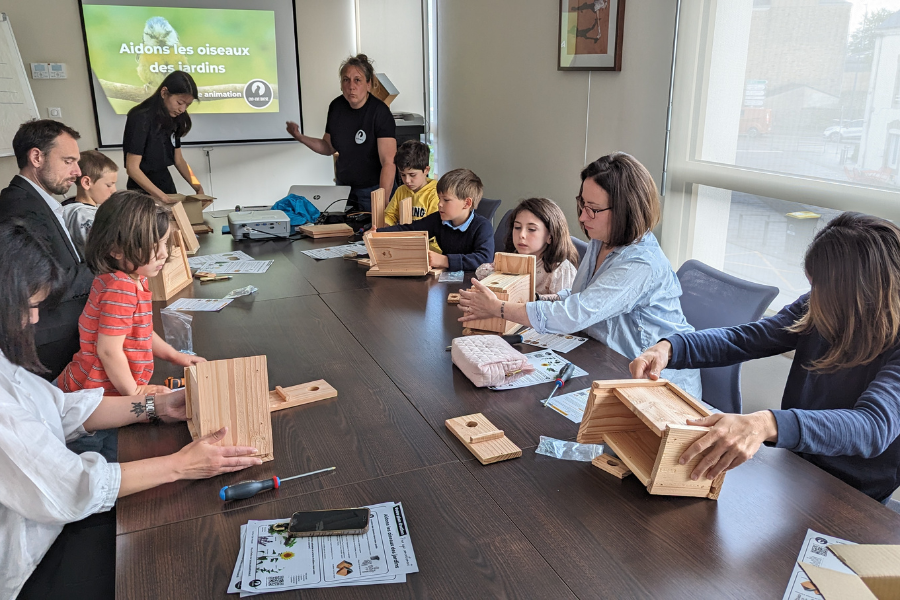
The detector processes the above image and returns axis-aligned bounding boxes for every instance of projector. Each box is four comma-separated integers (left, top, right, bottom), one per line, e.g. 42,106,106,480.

227,210,291,240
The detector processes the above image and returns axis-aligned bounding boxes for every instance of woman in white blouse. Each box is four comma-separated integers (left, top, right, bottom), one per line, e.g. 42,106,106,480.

459,152,701,397
0,221,262,599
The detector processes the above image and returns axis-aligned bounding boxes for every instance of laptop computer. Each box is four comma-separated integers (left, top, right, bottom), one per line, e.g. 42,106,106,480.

288,185,351,214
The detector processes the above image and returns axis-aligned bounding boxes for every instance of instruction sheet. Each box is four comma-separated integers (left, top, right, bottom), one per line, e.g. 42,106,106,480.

196,260,274,274
519,327,588,353
165,297,233,312
301,242,368,260
781,529,855,600
544,387,592,423
230,501,418,596
188,251,254,269
491,349,588,390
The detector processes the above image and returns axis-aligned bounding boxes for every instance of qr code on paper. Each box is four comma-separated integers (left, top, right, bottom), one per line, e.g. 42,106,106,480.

266,576,284,587
807,555,823,566
809,544,827,557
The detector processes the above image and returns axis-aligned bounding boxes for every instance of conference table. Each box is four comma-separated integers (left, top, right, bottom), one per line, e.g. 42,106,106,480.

116,217,900,599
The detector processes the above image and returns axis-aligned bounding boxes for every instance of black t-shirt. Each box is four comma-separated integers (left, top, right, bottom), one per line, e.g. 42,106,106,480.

325,94,395,187
122,106,181,194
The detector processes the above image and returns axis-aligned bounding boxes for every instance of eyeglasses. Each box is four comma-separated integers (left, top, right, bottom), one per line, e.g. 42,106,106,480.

576,196,612,218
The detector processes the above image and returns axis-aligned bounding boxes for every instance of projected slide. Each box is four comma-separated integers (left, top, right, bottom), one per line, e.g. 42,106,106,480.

82,5,278,114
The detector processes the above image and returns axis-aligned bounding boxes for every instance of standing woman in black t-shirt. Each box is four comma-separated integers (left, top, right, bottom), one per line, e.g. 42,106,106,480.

286,54,396,212
123,71,204,204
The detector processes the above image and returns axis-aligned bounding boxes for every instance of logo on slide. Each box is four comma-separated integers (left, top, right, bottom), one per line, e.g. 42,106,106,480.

355,130,366,144
243,79,274,109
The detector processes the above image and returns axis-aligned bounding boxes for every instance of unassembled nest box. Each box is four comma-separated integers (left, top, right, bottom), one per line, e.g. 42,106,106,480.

149,230,193,301
577,379,726,499
185,355,274,462
167,200,200,255
372,73,398,107
364,230,430,276
167,193,215,225
464,253,535,335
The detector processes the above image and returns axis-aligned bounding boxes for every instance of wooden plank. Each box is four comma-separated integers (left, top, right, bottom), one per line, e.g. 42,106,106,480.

603,430,661,486
613,384,707,437
298,223,354,239
590,379,669,390
400,197,413,224
647,424,714,497
592,453,632,479
170,201,200,255
268,379,338,412
149,230,193,301
493,252,536,301
445,413,521,465
371,187,386,228
188,356,274,462
576,383,645,444
664,381,713,418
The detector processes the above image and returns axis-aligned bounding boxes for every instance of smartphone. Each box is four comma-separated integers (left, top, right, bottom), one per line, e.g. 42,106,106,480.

287,508,371,538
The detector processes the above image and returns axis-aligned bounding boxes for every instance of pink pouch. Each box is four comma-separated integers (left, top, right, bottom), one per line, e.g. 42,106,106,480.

451,335,535,388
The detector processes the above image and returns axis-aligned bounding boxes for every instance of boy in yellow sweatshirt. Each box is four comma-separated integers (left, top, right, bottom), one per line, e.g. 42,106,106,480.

383,140,438,226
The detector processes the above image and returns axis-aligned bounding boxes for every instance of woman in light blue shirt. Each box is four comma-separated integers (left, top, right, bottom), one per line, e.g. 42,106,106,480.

458,152,701,397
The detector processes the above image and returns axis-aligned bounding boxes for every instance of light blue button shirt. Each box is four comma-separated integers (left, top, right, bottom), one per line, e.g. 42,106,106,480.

525,233,702,398
442,210,475,232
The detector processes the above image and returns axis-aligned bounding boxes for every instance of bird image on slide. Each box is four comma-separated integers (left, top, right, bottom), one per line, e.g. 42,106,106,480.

136,16,188,91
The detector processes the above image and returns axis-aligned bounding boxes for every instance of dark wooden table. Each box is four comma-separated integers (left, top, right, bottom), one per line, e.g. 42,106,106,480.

116,223,900,599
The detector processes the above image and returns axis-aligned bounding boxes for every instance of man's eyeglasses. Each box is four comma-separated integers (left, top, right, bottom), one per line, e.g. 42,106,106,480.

576,196,612,218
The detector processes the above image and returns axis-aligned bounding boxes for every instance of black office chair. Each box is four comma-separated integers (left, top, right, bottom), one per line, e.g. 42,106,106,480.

570,236,588,264
676,260,779,414
476,198,502,225
492,209,514,257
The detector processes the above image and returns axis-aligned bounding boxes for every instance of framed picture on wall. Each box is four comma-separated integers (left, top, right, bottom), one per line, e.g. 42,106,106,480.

558,0,626,71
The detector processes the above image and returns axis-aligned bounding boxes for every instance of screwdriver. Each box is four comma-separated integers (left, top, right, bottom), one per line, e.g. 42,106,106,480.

542,362,575,406
219,467,336,501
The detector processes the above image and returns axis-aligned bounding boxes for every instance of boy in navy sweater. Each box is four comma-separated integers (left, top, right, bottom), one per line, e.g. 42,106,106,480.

376,168,493,272
630,213,900,503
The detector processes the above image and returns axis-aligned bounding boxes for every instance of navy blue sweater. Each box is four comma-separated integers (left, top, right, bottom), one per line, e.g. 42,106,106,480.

379,211,494,272
668,294,900,502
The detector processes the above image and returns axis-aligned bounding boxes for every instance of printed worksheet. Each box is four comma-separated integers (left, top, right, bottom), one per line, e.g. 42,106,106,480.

165,297,233,312
781,529,856,600
301,242,368,260
544,387,592,423
519,327,588,353
198,260,274,274
491,349,588,390
235,502,418,596
188,251,255,269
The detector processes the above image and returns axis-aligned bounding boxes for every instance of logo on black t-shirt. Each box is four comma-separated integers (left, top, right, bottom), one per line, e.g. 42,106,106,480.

355,130,367,144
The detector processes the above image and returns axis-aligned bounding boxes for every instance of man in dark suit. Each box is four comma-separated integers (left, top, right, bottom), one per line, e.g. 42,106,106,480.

0,120,94,379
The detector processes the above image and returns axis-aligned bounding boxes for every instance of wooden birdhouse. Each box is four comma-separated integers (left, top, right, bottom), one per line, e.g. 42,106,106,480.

148,230,193,301
577,379,726,499
184,355,275,462
364,230,431,276
169,200,200,255
463,253,535,335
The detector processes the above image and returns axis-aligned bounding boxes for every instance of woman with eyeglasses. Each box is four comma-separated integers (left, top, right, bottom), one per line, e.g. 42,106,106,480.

458,152,701,397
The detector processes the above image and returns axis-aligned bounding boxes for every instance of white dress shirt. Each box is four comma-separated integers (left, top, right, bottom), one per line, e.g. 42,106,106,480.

17,174,81,260
0,351,120,599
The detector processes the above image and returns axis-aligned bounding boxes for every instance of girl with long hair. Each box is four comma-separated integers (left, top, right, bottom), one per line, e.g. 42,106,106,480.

631,212,900,503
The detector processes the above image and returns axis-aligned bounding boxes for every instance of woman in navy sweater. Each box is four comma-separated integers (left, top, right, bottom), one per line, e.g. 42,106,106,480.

631,212,900,503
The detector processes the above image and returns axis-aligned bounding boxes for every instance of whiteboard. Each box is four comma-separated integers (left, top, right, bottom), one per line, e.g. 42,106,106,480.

0,13,40,157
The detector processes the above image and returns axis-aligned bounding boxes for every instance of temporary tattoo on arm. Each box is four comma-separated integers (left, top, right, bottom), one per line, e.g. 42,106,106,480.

130,401,146,418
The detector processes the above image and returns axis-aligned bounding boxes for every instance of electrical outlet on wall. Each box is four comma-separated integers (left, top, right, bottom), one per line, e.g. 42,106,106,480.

48,107,62,119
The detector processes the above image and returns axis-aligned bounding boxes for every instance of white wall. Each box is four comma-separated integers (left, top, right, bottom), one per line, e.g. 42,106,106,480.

358,0,425,117
0,0,364,211
437,0,678,237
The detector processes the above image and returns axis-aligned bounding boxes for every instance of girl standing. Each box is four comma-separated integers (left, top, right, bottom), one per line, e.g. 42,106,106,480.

123,71,204,204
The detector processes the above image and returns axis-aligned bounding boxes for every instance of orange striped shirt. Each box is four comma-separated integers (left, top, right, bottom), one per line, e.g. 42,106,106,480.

60,272,154,395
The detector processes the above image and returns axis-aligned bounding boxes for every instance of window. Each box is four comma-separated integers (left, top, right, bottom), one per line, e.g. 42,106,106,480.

663,0,900,311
